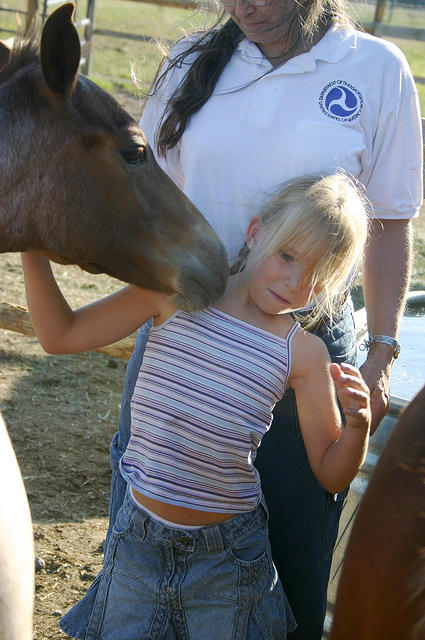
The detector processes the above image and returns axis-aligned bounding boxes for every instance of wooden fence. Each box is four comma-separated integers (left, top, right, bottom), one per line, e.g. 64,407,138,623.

364,0,425,41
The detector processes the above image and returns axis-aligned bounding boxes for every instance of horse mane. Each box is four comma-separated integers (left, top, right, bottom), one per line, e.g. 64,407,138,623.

1,24,131,132
0,32,39,83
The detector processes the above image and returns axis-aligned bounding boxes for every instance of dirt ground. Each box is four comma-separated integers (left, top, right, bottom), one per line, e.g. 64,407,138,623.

0,255,129,639
0,87,424,639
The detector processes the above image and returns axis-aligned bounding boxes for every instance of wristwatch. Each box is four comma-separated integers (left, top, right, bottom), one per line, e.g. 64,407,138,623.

360,335,401,359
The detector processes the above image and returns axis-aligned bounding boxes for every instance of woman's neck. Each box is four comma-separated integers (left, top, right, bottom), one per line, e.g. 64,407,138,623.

257,20,331,68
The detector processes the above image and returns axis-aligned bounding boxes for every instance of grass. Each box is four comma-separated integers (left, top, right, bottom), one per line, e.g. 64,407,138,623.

90,1,425,108
2,0,424,107
390,37,425,109
349,1,425,29
348,2,425,108
86,0,219,95
413,214,425,291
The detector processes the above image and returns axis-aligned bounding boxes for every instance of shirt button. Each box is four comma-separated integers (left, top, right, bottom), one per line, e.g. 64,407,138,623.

166,587,172,593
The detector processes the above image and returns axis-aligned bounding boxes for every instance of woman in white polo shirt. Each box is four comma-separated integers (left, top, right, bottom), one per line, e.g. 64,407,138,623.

62,0,423,638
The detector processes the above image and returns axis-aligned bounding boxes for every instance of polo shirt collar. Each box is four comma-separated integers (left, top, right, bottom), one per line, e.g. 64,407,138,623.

236,25,357,74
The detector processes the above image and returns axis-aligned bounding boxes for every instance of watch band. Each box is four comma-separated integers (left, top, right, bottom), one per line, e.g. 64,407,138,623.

360,335,400,359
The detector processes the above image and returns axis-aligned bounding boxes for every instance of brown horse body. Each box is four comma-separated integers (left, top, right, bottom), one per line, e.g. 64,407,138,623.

0,3,228,311
330,384,425,640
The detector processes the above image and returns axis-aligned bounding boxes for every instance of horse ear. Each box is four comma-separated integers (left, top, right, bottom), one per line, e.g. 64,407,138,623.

0,41,11,71
40,2,80,96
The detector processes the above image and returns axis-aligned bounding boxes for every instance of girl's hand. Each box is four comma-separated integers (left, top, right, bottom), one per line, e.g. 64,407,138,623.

330,363,371,431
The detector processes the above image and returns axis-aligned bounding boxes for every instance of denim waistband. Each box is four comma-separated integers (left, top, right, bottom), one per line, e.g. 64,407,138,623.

119,487,268,554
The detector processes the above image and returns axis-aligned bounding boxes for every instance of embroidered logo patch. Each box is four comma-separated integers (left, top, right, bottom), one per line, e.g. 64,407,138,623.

319,81,363,122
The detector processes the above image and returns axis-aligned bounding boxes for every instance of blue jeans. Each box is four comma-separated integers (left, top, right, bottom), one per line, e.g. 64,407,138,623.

60,301,356,639
60,489,296,639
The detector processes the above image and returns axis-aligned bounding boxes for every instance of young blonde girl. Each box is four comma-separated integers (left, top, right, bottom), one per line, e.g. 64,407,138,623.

23,173,370,639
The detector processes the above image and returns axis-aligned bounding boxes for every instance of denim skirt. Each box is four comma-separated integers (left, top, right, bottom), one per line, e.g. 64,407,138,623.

60,488,296,640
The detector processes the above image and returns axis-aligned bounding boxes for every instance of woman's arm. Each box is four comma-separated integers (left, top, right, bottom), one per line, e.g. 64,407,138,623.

290,333,371,494
21,253,169,354
361,218,412,433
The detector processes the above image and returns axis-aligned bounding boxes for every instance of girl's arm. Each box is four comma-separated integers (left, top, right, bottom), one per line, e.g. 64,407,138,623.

21,253,171,354
289,332,371,494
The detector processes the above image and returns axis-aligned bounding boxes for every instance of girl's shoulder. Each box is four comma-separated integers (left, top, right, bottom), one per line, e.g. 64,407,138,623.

290,328,330,379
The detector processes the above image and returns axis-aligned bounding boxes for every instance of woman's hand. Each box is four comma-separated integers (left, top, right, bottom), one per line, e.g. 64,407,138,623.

359,356,391,435
330,362,371,432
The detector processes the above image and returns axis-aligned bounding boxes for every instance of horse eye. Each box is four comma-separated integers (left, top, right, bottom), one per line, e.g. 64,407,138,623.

122,146,146,165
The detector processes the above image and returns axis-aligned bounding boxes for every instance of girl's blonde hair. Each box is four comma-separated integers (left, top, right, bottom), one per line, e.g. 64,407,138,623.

232,173,369,329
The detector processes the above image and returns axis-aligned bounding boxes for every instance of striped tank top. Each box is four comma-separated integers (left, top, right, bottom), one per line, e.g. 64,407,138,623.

120,308,299,514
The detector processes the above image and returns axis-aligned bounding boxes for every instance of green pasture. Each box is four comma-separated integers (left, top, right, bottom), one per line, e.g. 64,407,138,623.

388,36,425,109
80,0,219,95
1,0,424,110
83,0,425,111
350,2,425,109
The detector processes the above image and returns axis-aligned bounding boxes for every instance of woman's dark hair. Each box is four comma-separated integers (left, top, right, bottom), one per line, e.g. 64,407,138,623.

154,17,243,155
152,0,352,156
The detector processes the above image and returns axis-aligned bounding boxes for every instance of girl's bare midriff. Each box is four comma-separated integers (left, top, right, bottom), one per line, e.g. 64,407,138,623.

132,488,236,526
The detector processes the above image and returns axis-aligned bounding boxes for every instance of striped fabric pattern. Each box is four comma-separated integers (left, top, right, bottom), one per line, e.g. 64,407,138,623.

120,308,298,513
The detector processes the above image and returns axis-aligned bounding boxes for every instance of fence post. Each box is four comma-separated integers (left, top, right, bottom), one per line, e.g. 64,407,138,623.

373,0,387,33
80,0,96,75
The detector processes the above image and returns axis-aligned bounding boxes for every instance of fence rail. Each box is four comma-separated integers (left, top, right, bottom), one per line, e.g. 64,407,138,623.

363,20,425,40
0,302,137,359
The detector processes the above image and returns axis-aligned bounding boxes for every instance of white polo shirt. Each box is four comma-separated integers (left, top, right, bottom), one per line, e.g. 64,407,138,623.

140,26,423,263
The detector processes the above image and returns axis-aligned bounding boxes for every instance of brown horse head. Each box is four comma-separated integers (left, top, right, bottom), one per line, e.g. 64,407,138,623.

0,3,228,311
